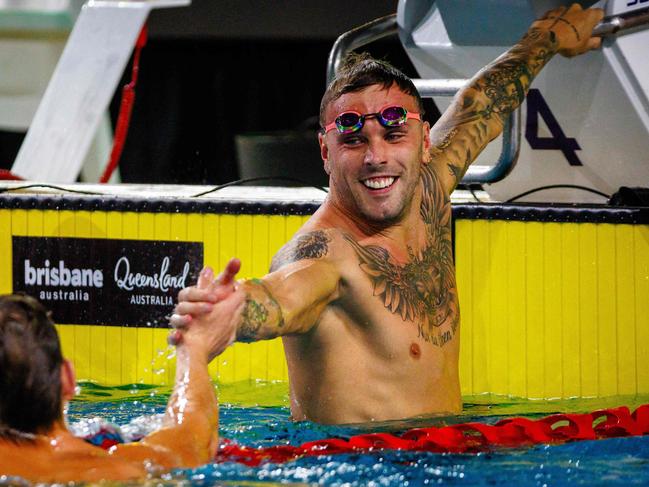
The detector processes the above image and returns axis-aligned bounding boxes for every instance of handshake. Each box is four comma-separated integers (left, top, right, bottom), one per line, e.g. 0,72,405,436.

169,258,244,361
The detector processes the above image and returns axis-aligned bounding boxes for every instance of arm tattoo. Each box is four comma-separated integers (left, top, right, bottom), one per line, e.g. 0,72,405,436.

474,27,557,124
427,27,558,195
270,230,331,272
238,298,268,341
236,279,285,342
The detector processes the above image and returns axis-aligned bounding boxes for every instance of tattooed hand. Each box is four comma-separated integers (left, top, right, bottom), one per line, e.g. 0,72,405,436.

533,4,604,57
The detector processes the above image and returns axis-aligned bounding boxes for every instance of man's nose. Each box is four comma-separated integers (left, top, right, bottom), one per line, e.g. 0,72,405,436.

363,125,388,165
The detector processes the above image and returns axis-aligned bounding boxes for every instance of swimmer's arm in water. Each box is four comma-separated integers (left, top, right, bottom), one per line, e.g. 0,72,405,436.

174,230,341,349
108,294,239,469
425,4,604,196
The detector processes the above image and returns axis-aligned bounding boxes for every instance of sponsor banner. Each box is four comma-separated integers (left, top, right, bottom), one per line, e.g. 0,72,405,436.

11,236,203,327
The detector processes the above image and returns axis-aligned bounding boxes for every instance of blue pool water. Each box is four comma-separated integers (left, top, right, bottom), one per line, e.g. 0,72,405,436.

68,382,649,486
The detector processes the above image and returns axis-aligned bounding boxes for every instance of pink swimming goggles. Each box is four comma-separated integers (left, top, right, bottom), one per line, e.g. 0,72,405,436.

324,105,421,134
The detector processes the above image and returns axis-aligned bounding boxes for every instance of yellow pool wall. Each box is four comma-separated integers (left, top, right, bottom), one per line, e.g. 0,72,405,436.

1,206,647,399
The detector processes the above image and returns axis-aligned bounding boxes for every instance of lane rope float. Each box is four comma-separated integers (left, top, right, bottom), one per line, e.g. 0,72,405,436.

85,403,649,466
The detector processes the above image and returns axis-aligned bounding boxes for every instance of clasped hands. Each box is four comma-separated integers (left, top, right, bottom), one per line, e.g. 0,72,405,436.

169,258,244,361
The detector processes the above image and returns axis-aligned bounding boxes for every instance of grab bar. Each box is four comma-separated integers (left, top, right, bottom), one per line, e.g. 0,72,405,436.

326,7,649,185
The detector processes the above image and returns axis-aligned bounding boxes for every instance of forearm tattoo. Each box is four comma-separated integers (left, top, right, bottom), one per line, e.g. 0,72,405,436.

238,297,268,341
431,27,558,188
236,279,285,342
270,230,331,272
345,168,459,348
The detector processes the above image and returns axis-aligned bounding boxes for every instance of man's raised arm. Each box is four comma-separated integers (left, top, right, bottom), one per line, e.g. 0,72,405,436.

172,229,342,356
427,4,604,196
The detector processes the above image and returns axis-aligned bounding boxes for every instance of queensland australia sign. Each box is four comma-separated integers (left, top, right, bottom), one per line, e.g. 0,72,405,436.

12,237,203,327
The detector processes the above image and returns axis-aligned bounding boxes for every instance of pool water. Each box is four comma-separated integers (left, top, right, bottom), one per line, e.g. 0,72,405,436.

68,381,649,486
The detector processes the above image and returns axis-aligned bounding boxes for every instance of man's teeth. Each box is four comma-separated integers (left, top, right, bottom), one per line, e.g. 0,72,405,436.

363,177,395,189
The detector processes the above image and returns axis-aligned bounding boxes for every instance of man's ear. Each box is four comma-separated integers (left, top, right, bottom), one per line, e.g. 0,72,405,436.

422,121,432,164
318,132,331,175
60,359,76,402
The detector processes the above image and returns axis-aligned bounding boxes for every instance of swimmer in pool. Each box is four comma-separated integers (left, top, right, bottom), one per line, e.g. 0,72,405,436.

172,5,604,424
0,293,240,482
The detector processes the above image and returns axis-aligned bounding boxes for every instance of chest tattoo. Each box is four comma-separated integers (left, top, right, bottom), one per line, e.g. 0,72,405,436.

344,166,459,347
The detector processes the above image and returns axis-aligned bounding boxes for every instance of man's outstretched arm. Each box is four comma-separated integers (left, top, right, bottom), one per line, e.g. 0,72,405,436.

172,230,342,355
427,4,604,196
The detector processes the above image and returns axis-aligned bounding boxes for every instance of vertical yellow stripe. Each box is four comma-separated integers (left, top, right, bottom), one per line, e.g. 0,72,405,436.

105,211,123,384
151,329,172,386
155,212,174,386
456,220,473,395
234,215,253,381
136,213,155,384
596,225,617,396
26,209,43,237
121,212,139,384
216,215,236,382
164,212,188,385
56,324,75,363
615,225,636,395
526,222,544,398
579,223,598,396
470,220,490,394
89,211,107,384
507,222,527,397
285,216,303,241
42,210,59,236
488,221,508,395
58,210,75,237
0,210,12,293
268,216,288,382
75,211,92,237
169,213,186,241
11,209,27,235
634,225,649,394
53,211,75,365
72,212,92,381
561,224,581,397
202,213,219,380
90,211,107,238
543,223,562,398
187,213,204,243
218,347,236,383
250,215,270,381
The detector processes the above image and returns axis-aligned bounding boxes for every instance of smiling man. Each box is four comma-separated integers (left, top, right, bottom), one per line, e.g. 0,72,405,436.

173,5,604,424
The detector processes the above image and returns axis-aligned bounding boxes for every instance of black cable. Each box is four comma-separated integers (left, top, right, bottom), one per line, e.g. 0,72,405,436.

0,178,328,198
191,177,328,198
504,184,610,203
468,186,482,203
0,184,103,195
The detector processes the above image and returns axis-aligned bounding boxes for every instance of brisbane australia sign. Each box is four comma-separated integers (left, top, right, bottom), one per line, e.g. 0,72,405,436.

12,236,203,327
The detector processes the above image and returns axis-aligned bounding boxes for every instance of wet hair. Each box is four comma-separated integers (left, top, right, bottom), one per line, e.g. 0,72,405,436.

0,294,63,438
319,52,424,127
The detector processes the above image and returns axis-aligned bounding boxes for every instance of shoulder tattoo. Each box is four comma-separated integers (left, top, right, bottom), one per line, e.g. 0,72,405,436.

270,230,331,272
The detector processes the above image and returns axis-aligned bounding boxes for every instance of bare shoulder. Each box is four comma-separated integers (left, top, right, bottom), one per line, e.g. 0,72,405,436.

270,228,348,272
0,441,146,482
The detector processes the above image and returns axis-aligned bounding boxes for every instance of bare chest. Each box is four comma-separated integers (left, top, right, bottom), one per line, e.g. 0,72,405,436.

339,231,459,351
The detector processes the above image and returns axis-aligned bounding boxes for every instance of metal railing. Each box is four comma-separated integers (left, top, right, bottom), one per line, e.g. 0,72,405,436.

326,6,649,185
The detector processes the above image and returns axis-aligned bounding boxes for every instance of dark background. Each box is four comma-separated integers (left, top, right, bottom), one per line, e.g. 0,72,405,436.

0,0,440,185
